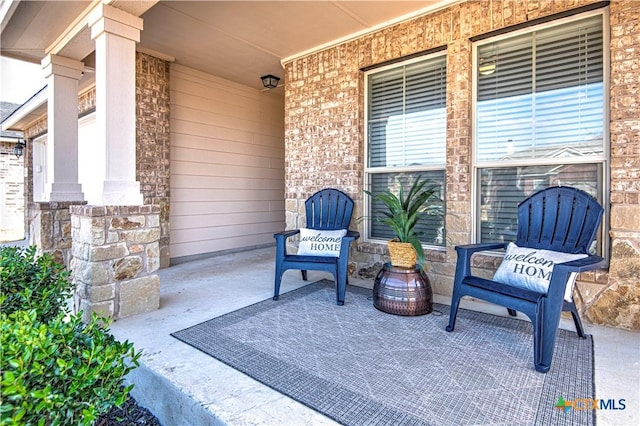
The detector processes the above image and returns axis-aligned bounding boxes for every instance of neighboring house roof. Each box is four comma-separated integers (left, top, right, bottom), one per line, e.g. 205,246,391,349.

501,140,603,161
0,101,22,140
1,87,47,134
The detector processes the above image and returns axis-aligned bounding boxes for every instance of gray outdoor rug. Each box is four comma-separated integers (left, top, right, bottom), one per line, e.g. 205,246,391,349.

171,279,594,425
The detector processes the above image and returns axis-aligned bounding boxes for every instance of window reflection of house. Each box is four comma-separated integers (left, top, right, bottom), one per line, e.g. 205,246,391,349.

480,141,602,243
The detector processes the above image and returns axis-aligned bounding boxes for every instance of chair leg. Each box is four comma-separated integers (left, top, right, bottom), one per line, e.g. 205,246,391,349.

446,292,462,332
533,300,562,373
336,272,346,306
273,267,285,301
563,300,586,338
301,270,308,281
532,315,550,373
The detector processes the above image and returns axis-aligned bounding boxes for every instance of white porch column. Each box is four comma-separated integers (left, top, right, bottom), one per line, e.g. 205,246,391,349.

42,54,85,202
88,4,144,205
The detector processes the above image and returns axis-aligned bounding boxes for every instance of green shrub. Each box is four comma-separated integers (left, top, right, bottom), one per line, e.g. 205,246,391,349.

1,310,141,426
0,246,73,323
0,246,142,426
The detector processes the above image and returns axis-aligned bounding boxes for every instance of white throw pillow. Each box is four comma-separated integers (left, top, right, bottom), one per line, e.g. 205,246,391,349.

297,228,347,257
493,242,587,302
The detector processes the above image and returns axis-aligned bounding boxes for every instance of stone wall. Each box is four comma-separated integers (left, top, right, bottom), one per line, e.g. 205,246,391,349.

136,52,171,268
0,141,25,242
28,201,86,267
586,1,640,330
70,204,160,321
283,0,640,330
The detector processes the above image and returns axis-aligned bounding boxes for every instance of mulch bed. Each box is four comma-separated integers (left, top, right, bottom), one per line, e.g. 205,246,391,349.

96,396,161,426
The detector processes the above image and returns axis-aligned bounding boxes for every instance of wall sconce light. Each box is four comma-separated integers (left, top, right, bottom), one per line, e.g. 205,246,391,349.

13,139,26,159
260,74,281,89
478,57,496,76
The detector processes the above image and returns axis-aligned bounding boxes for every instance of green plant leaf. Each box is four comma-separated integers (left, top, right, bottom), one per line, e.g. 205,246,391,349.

362,175,441,265
0,248,143,425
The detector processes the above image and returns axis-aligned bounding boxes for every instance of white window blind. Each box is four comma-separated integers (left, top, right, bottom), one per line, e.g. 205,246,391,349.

368,56,447,168
476,15,604,163
479,164,601,245
366,54,447,247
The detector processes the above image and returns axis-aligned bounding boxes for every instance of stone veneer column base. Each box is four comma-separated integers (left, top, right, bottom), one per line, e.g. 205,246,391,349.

70,204,160,322
29,201,87,268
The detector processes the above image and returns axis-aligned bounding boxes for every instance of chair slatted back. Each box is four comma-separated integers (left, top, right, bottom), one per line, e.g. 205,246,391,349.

516,186,603,254
305,189,354,230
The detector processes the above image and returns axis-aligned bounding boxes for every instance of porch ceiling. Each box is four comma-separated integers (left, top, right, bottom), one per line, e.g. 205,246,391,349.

1,0,454,92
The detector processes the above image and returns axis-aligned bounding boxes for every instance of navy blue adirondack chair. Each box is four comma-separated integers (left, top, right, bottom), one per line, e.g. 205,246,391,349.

446,186,604,372
273,188,360,305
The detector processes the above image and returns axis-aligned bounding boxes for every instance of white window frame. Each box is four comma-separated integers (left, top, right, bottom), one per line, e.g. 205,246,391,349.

471,8,610,255
364,52,447,249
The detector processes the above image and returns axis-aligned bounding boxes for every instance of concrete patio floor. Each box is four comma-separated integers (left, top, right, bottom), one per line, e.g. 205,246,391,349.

109,247,640,426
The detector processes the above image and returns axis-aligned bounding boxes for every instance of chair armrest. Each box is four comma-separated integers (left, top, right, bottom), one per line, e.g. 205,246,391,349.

337,230,360,259
273,229,300,240
344,230,360,240
455,242,508,257
273,229,301,257
553,255,605,274
454,242,508,280
546,255,605,302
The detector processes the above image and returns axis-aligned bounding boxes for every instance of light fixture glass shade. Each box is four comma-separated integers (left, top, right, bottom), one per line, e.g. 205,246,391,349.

13,139,25,159
260,74,280,89
478,57,496,76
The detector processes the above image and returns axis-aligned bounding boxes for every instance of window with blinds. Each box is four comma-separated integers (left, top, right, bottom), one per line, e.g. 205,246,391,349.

478,164,602,244
365,54,447,247
369,171,446,245
474,13,606,247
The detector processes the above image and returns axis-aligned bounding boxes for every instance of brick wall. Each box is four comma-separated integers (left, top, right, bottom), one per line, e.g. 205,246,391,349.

136,52,171,268
283,0,639,330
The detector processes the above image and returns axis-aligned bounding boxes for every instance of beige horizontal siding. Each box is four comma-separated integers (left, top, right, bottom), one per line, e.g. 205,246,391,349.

171,146,282,169
171,211,283,230
172,220,282,242
170,233,276,258
170,63,285,260
171,189,284,203
172,174,284,191
171,200,284,216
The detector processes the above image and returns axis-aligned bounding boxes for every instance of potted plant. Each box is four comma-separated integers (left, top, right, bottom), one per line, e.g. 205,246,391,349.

363,175,440,268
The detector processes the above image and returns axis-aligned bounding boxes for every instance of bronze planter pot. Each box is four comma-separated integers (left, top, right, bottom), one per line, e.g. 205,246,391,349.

373,263,433,316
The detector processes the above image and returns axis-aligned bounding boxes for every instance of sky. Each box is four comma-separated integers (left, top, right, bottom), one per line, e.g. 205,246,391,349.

0,56,46,105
